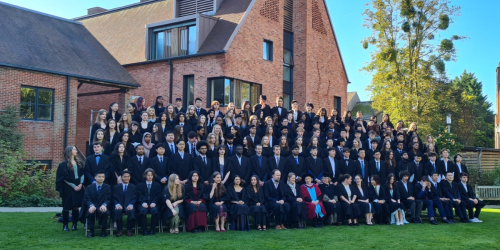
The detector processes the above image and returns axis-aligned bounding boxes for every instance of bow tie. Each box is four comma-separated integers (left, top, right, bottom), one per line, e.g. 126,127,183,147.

95,155,101,157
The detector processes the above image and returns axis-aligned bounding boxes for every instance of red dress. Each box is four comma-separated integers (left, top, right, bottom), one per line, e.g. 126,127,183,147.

300,184,326,220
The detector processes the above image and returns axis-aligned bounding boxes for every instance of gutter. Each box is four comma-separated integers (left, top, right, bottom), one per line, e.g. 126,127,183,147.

122,51,226,67
64,76,70,148
169,59,173,104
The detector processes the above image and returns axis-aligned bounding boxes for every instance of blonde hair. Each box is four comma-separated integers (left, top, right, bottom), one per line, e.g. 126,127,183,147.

168,174,183,201
186,105,198,120
352,138,361,150
212,124,224,142
208,133,219,148
146,107,156,120
262,135,270,147
95,109,107,124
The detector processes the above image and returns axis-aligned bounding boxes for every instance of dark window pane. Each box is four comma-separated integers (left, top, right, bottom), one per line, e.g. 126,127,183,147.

38,106,52,120
38,89,53,105
224,79,232,105
251,84,260,107
212,79,225,105
283,49,293,65
156,31,165,59
188,26,197,55
21,87,36,103
284,31,293,50
283,66,291,82
241,82,250,109
20,103,35,119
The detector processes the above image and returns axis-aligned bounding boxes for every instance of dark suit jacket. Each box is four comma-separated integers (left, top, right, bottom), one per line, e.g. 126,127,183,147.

396,160,413,180
397,181,414,200
169,152,192,182
440,181,461,200
429,181,444,199
84,183,111,215
322,157,344,183
250,155,270,182
113,183,137,208
286,155,306,181
424,161,439,177
411,161,425,184
339,158,357,177
305,156,324,181
437,159,455,176
229,155,252,184
195,107,208,117
263,179,286,205
150,155,170,184
369,160,387,185
136,181,162,205
212,157,233,183
162,142,178,157
454,163,469,182
457,182,477,200
128,155,150,185
193,155,214,184
84,154,110,186
271,106,288,121
107,154,129,186
353,159,369,184
267,155,288,178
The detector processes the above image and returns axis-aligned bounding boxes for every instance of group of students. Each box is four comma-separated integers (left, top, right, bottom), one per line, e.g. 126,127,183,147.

55,95,485,237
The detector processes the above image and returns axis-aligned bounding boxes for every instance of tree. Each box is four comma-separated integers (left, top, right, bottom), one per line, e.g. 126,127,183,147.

0,105,23,151
362,0,465,135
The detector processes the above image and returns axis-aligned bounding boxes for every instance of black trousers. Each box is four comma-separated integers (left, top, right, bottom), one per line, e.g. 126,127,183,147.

463,199,485,219
87,210,109,230
138,206,159,232
114,208,136,230
402,199,423,219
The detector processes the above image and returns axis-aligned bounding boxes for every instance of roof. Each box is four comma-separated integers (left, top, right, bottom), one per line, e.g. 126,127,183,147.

323,0,350,84
0,1,139,87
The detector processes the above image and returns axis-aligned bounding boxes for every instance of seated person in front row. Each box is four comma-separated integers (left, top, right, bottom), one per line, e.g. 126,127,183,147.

263,169,291,230
440,171,469,223
137,168,162,235
82,170,111,238
113,171,136,237
458,173,485,223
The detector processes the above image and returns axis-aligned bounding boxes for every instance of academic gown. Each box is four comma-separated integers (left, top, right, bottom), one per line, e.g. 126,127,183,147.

113,183,137,221
369,160,387,185
300,184,326,220
283,182,307,223
193,155,214,184
250,155,270,182
368,185,389,223
206,187,230,220
263,180,290,222
106,154,128,186
337,183,361,220
322,157,344,184
136,181,162,216
286,156,306,183
79,183,111,226
306,156,324,181
56,161,85,210
384,184,404,212
162,186,185,222
184,182,208,223
267,155,288,179
150,156,170,186
318,183,340,218
227,186,250,223
245,186,267,219
128,156,150,185
229,155,252,185
212,157,233,185
169,152,193,182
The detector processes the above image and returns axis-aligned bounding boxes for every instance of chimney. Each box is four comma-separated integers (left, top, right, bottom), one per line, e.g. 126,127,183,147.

87,7,107,15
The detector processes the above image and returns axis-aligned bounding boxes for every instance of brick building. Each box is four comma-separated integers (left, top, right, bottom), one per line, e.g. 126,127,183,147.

75,0,349,154
0,2,139,166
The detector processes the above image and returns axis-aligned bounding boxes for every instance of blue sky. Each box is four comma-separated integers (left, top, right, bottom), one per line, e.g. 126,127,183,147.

3,0,498,109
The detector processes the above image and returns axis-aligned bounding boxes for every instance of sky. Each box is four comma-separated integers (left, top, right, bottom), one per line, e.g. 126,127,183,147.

2,0,498,109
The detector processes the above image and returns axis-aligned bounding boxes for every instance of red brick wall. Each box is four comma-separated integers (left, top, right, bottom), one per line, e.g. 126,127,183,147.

0,66,78,166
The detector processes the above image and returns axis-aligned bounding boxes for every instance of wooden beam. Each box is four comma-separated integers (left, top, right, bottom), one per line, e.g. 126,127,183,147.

77,89,123,97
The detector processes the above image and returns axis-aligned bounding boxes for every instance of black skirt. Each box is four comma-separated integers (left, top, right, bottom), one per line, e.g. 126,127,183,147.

61,184,84,210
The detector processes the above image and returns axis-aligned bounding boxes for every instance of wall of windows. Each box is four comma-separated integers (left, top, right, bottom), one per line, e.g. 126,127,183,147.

208,78,262,108
152,22,197,60
283,31,294,108
20,86,54,121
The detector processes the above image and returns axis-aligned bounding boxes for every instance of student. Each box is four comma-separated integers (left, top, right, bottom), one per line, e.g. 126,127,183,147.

174,98,186,114
458,173,485,222
225,134,236,158
135,97,147,113
227,175,251,231
88,129,110,156
128,144,150,185
128,103,141,123
368,175,389,225
437,149,455,180
396,151,412,181
428,172,454,224
118,132,135,157
107,102,122,122
246,175,267,230
323,148,345,185
242,101,253,118
279,134,291,157
454,154,469,182
318,175,341,225
162,174,185,234
283,172,307,229
286,145,306,185
137,168,162,235
250,145,270,183
82,170,111,237
369,150,387,185
398,171,423,223
354,174,374,225
56,146,85,231
253,95,271,119
411,153,425,184
353,148,369,184
170,139,192,185
385,173,405,225
107,143,130,186
118,112,131,133
208,172,230,232
194,98,207,117
186,105,199,131
105,119,120,150
153,96,165,117
230,145,252,186
340,147,356,177
272,96,288,121
268,145,288,179
162,130,177,157
263,169,290,229
440,171,469,223
84,142,110,186
184,171,208,233
243,136,256,158
129,122,142,144
175,112,192,133
300,173,326,228
113,171,136,237
207,133,218,158
414,175,442,225
146,107,157,123
261,135,273,158
141,132,155,158
213,145,232,186
193,141,214,184
150,144,169,186
151,123,164,145
165,104,177,129
90,109,107,144
305,146,324,184
337,174,360,226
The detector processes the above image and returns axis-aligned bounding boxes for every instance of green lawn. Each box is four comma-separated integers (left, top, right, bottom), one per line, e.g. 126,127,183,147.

0,210,499,249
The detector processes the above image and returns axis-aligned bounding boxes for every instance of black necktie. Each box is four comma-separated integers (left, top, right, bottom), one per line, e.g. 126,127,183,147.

203,157,207,165
97,185,101,195
147,184,151,200
160,157,163,166
124,185,127,196
139,157,143,165
171,144,175,153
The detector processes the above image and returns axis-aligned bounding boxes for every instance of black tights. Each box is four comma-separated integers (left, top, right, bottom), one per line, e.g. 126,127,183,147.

63,207,79,225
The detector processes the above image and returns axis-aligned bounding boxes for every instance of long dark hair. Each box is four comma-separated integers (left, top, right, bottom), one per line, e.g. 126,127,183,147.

385,150,396,170
355,174,365,189
386,173,397,189
244,135,255,150
64,146,82,171
112,142,128,157
250,175,260,193
211,171,226,198
152,123,164,143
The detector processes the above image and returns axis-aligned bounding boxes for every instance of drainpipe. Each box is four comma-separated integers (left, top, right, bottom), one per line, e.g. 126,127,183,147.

64,76,70,148
169,59,173,104
478,148,482,177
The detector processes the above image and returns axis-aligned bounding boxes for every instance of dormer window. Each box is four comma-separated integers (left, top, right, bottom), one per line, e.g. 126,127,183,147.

152,21,196,60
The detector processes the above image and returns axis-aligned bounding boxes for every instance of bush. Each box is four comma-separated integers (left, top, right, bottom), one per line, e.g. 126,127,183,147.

0,141,60,206
0,195,61,207
467,165,500,186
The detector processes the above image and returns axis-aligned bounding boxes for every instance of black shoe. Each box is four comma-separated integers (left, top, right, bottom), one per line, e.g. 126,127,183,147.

149,230,155,235
63,225,69,231
412,218,419,224
143,231,148,236
349,223,354,226
417,218,423,224
191,229,199,233
318,221,323,228
198,227,205,232
354,223,359,226
443,219,453,224
430,220,438,225
88,230,94,237
72,224,77,231
101,231,107,237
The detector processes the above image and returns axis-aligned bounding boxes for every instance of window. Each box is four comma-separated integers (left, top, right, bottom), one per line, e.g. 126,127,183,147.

263,40,273,61
183,75,195,108
20,86,54,121
152,22,197,60
209,78,262,108
26,160,52,174
334,96,342,114
283,31,294,108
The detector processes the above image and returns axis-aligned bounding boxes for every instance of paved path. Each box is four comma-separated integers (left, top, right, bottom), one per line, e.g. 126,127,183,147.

1,205,499,212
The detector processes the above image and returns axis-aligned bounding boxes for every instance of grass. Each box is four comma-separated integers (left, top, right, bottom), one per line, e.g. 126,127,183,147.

0,210,499,249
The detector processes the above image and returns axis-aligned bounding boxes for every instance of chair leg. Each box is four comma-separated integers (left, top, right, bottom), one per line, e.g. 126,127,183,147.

183,220,186,233
109,219,113,236
85,218,88,237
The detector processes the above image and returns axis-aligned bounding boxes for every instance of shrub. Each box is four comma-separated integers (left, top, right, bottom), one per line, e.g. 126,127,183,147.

468,165,500,186
0,195,61,207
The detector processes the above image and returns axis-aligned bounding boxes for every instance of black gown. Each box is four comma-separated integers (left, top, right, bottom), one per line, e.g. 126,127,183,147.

318,183,341,224
246,186,267,226
283,183,307,225
56,161,85,210
227,186,250,230
108,155,129,186
161,186,185,223
206,187,230,221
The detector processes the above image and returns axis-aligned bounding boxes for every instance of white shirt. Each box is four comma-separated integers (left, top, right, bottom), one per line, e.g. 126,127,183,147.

179,151,184,159
462,182,468,192
329,157,336,177
237,155,242,165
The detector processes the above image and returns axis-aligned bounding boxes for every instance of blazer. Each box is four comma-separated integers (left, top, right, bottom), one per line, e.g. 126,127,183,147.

136,181,162,206
128,155,150,185
397,181,414,200
396,160,414,180
169,152,193,182
113,183,137,208
286,155,306,181
193,155,214,184
424,162,438,177
267,155,288,178
337,183,357,202
263,179,286,204
229,155,252,185
150,155,170,184
162,141,178,157
322,157,344,183
369,160,387,185
453,163,469,182
440,181,461,200
437,159,455,176
457,182,477,200
305,156,324,181
353,159,369,184
410,161,425,184
84,154,110,186
339,158,357,177
271,106,288,121
250,155,270,182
